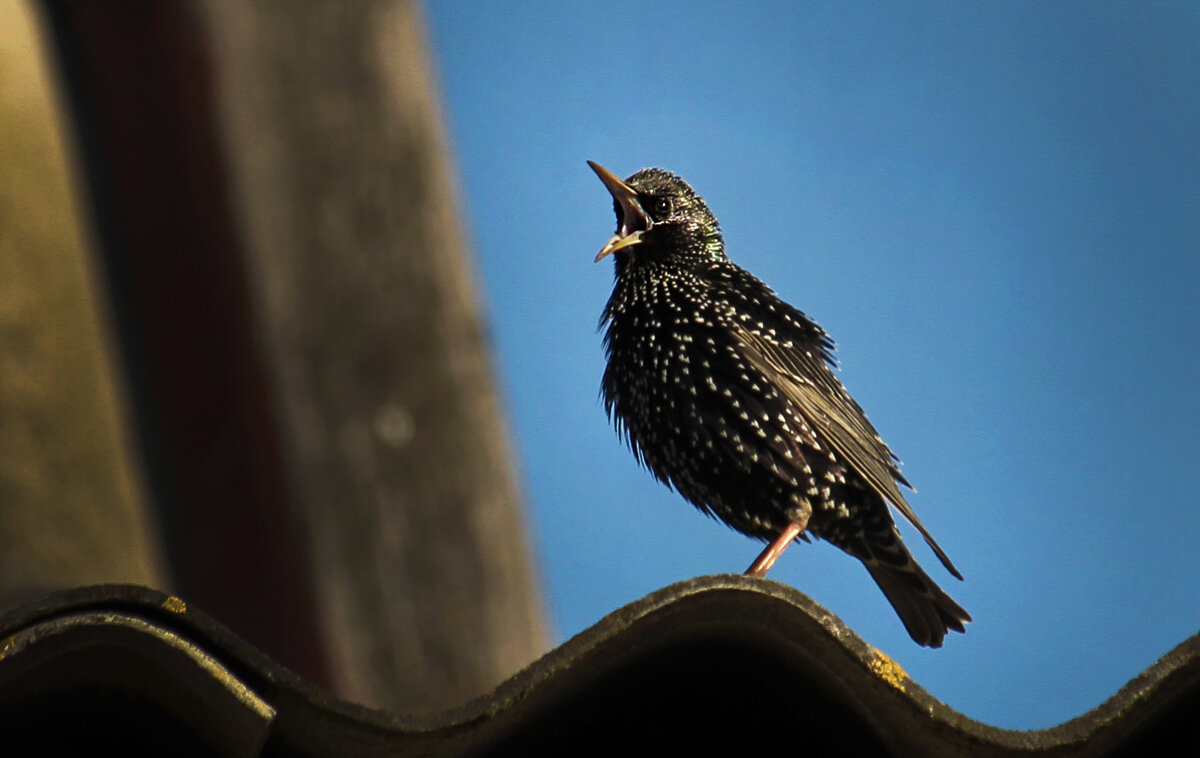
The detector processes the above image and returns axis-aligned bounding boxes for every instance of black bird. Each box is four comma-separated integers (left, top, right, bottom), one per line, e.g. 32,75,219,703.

589,161,970,647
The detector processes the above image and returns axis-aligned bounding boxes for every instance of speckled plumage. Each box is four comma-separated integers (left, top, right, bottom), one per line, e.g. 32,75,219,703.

590,162,970,647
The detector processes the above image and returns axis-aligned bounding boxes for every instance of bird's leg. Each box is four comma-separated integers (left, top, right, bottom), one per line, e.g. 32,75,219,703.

744,518,808,577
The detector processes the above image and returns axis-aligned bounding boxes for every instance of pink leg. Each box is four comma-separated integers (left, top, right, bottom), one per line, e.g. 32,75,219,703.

744,519,808,577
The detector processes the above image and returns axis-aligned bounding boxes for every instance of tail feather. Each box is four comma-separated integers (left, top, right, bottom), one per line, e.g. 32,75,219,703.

865,559,970,648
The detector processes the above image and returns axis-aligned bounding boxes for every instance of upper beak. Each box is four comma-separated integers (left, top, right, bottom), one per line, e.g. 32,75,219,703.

589,160,650,262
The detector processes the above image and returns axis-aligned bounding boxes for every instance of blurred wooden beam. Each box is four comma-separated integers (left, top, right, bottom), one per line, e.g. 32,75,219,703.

195,0,547,711
39,0,332,687
36,0,545,712
0,0,163,611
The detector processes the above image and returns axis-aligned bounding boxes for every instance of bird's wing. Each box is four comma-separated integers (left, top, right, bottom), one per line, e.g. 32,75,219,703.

732,322,962,579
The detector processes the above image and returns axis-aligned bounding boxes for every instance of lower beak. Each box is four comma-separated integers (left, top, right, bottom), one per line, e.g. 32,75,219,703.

594,230,645,262
589,160,649,262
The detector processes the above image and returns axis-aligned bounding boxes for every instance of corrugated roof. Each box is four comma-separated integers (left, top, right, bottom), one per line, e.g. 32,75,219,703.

2,580,1197,756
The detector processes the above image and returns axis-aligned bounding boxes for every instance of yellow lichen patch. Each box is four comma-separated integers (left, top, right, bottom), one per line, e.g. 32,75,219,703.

868,648,908,692
161,595,187,614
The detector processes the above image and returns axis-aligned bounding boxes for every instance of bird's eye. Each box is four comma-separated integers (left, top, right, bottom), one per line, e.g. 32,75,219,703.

650,196,672,217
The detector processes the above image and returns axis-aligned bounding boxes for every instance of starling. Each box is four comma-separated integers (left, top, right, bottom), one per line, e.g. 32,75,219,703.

589,161,970,647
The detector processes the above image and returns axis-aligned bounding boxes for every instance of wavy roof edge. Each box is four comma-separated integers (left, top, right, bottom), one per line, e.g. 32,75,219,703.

1,579,1196,756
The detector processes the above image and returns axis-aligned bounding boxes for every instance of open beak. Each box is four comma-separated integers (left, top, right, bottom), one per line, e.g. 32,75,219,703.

589,160,650,262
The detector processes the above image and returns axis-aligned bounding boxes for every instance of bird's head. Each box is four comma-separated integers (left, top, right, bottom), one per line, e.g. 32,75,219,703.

589,161,724,268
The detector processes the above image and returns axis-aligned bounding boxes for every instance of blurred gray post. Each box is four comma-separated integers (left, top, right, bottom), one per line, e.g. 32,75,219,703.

198,1,547,712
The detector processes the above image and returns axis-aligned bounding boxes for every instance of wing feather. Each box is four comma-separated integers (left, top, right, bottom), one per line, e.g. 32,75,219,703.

732,322,962,579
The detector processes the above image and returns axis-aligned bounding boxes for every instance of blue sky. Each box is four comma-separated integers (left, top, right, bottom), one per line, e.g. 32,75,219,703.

424,1,1200,729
